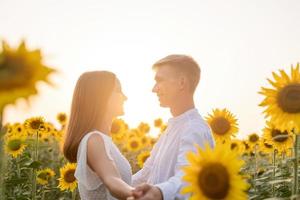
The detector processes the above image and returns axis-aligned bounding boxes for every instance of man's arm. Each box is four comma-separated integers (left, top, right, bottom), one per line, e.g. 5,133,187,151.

132,136,162,186
157,129,213,200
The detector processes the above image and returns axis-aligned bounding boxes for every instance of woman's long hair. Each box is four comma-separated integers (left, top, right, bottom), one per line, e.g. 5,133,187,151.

63,71,116,163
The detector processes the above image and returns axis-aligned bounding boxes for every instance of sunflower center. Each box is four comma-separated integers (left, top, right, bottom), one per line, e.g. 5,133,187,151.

64,169,76,183
155,119,162,127
249,135,259,143
210,117,230,135
59,115,66,122
243,142,250,150
0,55,34,90
278,84,300,113
8,139,21,151
30,120,43,130
130,141,139,149
264,142,273,149
38,172,51,180
230,143,238,150
198,163,230,199
271,129,289,142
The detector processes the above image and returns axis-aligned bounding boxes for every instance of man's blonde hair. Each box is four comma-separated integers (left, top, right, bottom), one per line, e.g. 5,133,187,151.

153,54,201,93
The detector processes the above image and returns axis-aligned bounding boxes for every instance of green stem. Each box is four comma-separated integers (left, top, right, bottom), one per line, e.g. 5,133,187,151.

272,149,276,196
31,130,39,200
0,109,6,200
41,186,45,200
293,134,300,196
253,144,257,194
72,189,77,200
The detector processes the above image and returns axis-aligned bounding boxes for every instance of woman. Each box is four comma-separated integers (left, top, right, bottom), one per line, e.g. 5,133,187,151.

63,71,134,200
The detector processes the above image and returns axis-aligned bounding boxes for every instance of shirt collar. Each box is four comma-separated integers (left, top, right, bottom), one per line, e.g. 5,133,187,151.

168,108,198,124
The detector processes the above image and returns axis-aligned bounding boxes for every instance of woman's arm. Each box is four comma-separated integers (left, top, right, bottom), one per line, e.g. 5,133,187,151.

87,134,133,200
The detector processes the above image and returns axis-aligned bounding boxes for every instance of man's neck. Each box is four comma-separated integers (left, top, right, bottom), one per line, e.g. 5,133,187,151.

170,99,195,117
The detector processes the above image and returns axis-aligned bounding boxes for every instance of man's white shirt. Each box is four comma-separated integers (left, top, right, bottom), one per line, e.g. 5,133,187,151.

132,108,215,200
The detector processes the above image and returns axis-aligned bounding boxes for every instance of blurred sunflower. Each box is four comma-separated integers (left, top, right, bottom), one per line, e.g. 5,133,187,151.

242,141,252,155
206,108,239,143
259,63,300,132
259,139,274,154
154,118,163,128
160,124,167,133
247,133,260,149
138,122,150,134
150,137,157,147
263,121,293,154
58,163,77,192
36,168,55,185
24,116,45,135
126,137,142,152
5,134,27,158
181,143,248,200
112,131,125,144
0,40,55,111
110,118,126,135
4,122,26,138
229,139,244,154
56,112,67,126
137,151,150,168
140,135,150,146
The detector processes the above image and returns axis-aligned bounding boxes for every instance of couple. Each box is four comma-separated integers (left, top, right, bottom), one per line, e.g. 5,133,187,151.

63,55,215,200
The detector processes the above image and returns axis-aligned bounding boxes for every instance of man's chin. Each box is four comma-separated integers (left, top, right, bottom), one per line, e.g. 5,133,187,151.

159,102,168,108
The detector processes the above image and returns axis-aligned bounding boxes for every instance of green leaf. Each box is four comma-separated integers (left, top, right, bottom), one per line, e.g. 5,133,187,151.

26,161,42,169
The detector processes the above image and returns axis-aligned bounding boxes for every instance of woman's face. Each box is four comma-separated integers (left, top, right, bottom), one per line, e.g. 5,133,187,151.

107,78,127,118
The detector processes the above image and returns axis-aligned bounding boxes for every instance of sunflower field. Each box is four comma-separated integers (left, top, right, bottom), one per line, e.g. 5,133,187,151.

1,40,300,199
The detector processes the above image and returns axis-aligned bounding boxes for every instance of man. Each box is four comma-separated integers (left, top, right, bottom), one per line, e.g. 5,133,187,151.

132,54,215,200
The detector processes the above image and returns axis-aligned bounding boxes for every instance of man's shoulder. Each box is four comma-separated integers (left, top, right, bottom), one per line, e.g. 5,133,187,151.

184,115,211,133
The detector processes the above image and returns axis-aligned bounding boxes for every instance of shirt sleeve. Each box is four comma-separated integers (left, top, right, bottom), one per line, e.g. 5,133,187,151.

132,136,163,186
155,128,214,200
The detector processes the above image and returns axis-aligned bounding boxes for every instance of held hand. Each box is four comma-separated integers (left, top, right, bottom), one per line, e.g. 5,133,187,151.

132,183,163,200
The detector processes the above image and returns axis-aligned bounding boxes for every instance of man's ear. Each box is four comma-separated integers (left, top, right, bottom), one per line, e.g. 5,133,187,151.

179,75,187,91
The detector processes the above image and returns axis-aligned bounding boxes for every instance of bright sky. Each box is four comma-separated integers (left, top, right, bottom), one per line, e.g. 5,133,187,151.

1,0,300,138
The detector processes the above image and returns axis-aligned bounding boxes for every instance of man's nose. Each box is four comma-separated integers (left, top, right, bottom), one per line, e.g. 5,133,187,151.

152,84,158,93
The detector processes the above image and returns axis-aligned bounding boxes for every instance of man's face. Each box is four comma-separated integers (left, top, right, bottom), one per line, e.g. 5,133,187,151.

152,65,181,107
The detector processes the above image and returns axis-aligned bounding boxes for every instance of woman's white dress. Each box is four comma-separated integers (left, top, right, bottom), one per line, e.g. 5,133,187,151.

74,131,132,200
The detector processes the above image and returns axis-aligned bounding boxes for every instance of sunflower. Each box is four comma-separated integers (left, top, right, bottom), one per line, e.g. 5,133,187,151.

126,137,142,152
262,121,293,154
259,139,274,154
247,133,260,149
160,124,167,133
154,118,163,128
58,163,77,192
110,118,126,135
149,137,157,147
229,139,244,154
137,151,151,168
36,168,55,185
24,116,45,135
181,143,248,200
4,123,26,138
0,40,55,111
206,108,239,142
259,63,300,132
5,134,27,158
138,122,150,134
56,112,67,126
112,131,125,144
241,140,253,155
